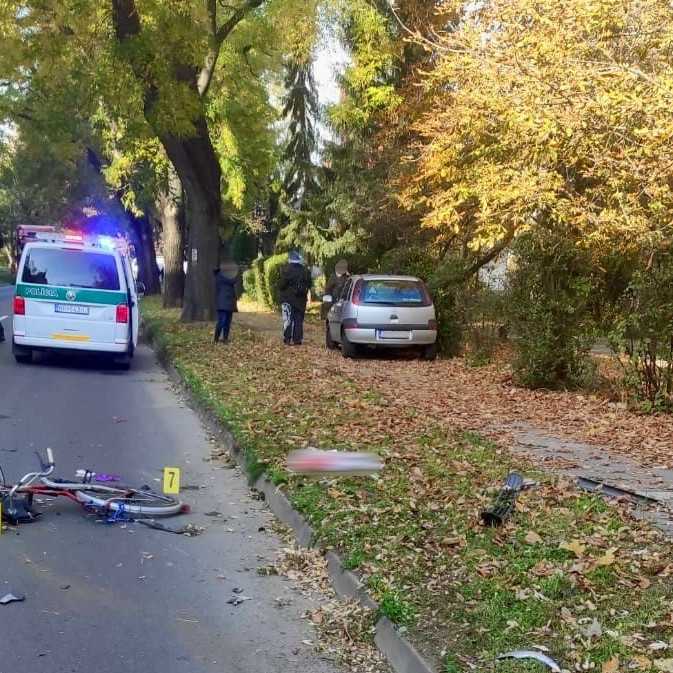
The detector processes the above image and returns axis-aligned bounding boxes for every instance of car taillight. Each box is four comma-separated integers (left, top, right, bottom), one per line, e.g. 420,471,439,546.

13,296,25,315
351,280,363,305
428,319,438,330
342,318,359,330
116,304,129,324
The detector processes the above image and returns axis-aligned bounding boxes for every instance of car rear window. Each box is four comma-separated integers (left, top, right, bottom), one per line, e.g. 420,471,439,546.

22,248,120,291
359,279,431,306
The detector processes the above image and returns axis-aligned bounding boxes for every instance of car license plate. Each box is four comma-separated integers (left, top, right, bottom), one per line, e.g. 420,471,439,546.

55,303,89,316
377,329,410,340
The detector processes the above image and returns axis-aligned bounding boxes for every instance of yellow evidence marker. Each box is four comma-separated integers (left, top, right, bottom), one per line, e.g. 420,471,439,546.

163,467,181,495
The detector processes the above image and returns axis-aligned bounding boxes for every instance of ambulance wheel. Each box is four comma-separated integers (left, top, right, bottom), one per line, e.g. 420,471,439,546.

13,342,32,364
114,345,133,370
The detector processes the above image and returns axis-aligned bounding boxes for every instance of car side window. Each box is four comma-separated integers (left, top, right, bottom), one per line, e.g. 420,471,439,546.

340,279,352,301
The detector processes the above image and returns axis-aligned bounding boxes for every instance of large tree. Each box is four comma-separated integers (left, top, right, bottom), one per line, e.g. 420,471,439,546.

109,0,268,320
1,0,316,320
402,0,673,268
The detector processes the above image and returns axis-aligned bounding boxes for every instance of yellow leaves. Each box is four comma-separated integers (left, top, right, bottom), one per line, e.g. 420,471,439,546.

525,530,543,545
595,548,618,567
602,656,619,673
560,540,586,557
404,0,673,256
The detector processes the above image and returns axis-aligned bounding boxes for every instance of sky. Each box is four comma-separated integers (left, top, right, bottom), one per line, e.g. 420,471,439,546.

314,31,349,106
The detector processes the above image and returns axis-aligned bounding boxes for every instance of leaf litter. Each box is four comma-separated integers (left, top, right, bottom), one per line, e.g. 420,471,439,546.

144,300,673,672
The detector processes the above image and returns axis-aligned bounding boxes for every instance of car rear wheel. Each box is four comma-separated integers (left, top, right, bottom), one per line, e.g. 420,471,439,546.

12,342,32,364
341,329,360,359
421,343,438,361
325,322,337,350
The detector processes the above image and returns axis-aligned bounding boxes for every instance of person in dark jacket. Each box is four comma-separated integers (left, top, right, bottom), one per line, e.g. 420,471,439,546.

213,262,239,343
322,259,350,319
278,250,311,346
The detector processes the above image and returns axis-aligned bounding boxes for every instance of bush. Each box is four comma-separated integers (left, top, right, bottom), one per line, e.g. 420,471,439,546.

252,258,267,307
379,245,438,282
242,268,258,302
263,253,289,310
463,285,507,366
608,252,673,410
506,228,597,389
426,256,471,358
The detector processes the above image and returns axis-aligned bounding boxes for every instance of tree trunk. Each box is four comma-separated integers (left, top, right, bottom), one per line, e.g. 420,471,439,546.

161,119,222,322
157,168,185,308
130,215,161,295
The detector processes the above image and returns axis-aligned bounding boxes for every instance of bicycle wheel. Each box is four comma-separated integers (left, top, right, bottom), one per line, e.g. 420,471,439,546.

75,486,185,518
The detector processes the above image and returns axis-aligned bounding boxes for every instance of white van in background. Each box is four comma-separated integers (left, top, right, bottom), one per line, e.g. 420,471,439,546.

12,233,142,368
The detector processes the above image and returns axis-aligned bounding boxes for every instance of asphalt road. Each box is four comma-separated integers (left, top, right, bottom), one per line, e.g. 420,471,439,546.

0,284,341,673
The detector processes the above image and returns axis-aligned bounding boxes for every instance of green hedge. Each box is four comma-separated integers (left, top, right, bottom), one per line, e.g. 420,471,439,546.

242,268,258,302
252,258,267,306
263,253,289,310
241,254,290,310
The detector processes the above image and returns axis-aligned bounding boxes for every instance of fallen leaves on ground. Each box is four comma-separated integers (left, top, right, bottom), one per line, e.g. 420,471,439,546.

273,546,389,673
144,299,673,672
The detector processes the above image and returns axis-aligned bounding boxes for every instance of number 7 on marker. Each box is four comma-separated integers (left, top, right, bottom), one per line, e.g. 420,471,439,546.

163,467,181,494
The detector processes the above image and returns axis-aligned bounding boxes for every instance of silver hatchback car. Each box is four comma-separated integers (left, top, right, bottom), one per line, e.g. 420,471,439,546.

325,274,438,360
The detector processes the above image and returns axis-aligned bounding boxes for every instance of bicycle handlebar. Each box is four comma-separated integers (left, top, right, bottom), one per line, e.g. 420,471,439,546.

8,448,56,499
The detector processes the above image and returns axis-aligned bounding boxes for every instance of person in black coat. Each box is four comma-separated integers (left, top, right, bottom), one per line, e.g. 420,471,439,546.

322,259,350,319
278,250,312,346
213,262,239,344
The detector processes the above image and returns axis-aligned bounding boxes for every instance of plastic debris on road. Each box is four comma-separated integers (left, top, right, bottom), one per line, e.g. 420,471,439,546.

226,595,252,606
497,650,562,672
287,448,383,476
0,593,26,605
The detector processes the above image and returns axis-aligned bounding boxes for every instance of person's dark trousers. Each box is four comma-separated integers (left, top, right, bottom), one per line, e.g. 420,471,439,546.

214,310,233,343
282,303,305,345
0,323,4,343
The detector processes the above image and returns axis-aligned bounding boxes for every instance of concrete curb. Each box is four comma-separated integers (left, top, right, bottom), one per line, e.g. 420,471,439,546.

144,321,437,673
253,476,315,548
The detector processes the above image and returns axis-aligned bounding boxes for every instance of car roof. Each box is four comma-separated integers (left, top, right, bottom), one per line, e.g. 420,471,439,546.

350,273,424,282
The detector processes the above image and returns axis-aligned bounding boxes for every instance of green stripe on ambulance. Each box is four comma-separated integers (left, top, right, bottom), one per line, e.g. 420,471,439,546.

16,283,127,306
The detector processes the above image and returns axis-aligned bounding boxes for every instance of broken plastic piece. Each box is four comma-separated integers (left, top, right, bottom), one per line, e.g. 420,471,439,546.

0,593,26,605
137,520,203,536
497,650,561,672
481,472,525,527
226,595,252,606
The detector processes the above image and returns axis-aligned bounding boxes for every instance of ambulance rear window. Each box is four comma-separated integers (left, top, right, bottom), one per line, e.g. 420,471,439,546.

22,248,120,291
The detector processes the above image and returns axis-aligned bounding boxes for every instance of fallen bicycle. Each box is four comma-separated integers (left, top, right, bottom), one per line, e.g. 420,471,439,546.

1,449,188,525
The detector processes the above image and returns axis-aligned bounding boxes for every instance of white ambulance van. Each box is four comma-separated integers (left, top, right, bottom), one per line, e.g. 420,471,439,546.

12,233,141,368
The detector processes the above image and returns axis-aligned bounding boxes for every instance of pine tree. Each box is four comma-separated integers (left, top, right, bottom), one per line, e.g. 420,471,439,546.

281,60,319,209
